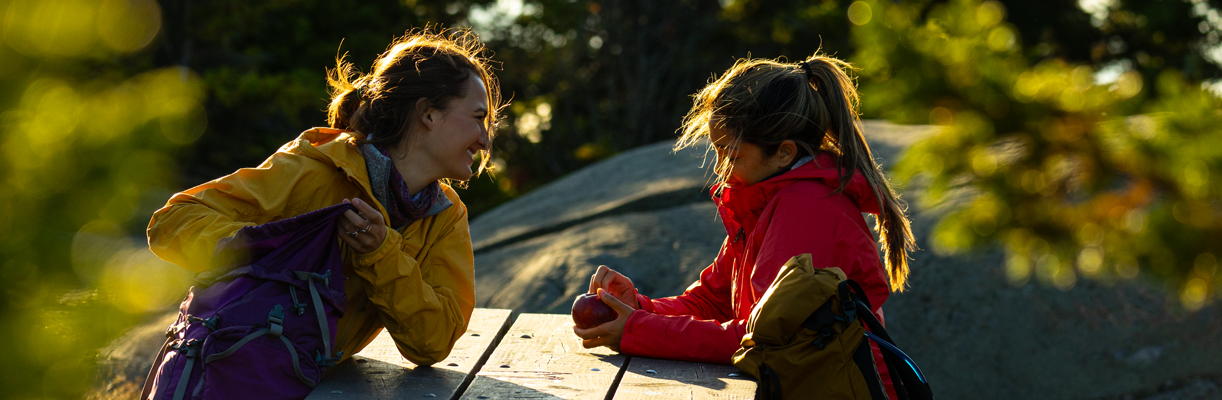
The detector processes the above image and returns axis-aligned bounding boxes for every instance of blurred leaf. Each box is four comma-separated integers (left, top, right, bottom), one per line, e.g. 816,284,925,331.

854,0,1222,309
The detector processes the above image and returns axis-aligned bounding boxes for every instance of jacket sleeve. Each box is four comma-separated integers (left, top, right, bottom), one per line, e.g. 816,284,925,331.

619,238,744,364
635,237,735,321
351,202,475,366
146,149,312,272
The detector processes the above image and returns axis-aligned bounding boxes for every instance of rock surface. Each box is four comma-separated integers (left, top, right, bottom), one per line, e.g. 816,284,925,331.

469,142,717,253
96,121,1221,399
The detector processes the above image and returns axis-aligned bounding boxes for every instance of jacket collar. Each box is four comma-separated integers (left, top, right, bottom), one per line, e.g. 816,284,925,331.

287,127,391,220
712,152,882,239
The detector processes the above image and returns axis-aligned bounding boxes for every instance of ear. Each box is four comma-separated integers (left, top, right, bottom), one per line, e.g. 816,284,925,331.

770,140,798,170
416,98,438,131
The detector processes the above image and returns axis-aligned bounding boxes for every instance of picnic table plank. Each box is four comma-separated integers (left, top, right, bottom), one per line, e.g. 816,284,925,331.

307,308,513,399
458,313,627,400
613,357,756,400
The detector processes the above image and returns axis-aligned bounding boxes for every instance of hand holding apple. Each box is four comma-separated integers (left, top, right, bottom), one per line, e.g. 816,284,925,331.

572,293,618,329
572,288,636,352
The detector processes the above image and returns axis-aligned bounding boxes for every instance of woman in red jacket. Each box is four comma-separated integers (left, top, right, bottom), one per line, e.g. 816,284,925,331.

574,54,916,398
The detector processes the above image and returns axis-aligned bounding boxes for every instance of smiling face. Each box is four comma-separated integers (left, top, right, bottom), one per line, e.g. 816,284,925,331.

709,121,785,187
406,72,491,184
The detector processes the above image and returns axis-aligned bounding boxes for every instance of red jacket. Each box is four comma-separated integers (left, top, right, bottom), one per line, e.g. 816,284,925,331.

620,153,896,396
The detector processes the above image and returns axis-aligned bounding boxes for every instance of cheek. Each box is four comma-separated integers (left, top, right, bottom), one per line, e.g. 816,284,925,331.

460,118,482,139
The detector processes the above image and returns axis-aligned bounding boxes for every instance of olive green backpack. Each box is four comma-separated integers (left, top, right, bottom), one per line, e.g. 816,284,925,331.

732,254,934,400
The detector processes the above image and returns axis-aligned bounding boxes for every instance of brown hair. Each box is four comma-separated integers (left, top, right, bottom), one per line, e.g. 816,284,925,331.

326,27,503,178
676,54,918,292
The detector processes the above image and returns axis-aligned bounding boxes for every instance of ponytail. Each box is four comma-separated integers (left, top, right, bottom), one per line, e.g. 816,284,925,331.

677,54,918,292
326,55,364,131
802,56,917,292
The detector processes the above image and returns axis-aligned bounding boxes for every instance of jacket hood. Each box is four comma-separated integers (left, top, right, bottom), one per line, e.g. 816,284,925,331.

713,153,882,238
758,153,882,215
296,127,365,172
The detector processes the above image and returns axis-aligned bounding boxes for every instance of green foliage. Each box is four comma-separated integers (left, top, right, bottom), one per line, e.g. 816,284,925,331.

0,0,203,397
851,0,1222,309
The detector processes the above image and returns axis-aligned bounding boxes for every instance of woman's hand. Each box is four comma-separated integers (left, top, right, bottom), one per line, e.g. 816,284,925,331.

588,265,640,309
573,288,636,352
337,198,387,254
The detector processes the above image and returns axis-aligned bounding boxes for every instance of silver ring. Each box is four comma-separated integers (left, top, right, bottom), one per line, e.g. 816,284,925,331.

355,216,372,234
346,229,359,238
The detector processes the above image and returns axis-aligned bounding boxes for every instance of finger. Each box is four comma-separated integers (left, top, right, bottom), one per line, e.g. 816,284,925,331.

609,276,634,294
599,273,622,297
595,266,614,291
597,289,635,317
337,217,356,234
336,224,358,246
589,266,607,293
342,209,365,227
352,198,384,226
572,326,599,340
573,322,615,338
348,199,372,228
581,337,612,349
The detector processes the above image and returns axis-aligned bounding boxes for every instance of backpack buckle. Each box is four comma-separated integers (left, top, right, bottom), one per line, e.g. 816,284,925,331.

172,339,202,357
315,350,345,368
183,339,201,358
267,305,285,339
187,315,222,331
294,270,332,285
841,297,858,324
811,330,835,350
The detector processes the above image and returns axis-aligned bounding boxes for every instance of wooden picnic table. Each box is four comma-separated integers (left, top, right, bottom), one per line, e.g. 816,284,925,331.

307,308,757,399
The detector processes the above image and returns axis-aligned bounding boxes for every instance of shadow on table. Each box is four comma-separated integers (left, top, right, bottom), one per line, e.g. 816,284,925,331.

619,356,756,392
308,356,551,400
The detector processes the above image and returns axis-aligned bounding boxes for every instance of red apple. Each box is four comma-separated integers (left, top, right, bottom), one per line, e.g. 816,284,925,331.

571,293,618,329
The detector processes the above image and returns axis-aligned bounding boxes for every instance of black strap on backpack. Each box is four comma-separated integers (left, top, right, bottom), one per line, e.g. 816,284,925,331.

851,337,889,400
756,364,783,400
140,336,172,399
840,280,935,400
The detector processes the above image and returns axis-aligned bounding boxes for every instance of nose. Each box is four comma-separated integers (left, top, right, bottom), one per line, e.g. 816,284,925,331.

476,126,490,150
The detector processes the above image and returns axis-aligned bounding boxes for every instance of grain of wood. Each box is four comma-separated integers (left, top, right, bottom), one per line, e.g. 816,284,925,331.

307,308,513,399
458,313,626,400
612,357,756,400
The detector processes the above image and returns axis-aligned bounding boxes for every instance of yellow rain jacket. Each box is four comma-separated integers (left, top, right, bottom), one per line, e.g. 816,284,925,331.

147,127,475,366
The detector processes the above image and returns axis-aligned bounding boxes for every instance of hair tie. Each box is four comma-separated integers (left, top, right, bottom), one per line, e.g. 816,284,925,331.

799,61,815,78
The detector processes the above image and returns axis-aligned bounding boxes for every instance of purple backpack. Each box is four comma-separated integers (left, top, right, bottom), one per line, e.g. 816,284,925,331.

142,204,352,400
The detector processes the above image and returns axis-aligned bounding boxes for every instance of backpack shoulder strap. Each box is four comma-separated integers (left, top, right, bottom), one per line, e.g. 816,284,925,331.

140,336,173,399
843,280,934,400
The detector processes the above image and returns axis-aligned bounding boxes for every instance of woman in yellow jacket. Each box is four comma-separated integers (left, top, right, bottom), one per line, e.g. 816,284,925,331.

146,29,502,366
